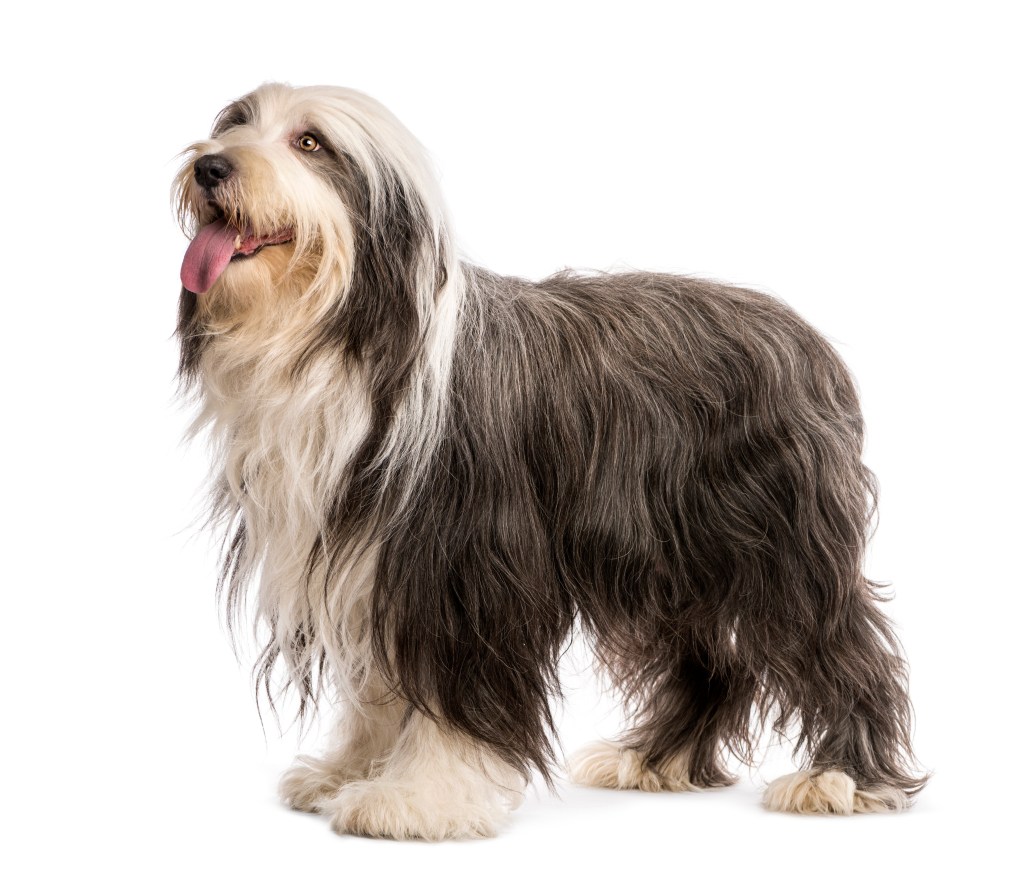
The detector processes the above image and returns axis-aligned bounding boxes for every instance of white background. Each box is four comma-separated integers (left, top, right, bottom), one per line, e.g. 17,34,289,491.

2,1,1021,877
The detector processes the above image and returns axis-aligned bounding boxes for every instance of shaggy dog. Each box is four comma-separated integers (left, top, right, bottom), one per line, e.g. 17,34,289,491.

174,83,926,839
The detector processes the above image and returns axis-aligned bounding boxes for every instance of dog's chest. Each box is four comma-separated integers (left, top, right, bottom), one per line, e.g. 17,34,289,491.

201,347,371,539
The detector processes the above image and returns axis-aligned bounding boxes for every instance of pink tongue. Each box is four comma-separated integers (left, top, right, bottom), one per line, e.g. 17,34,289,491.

180,220,239,294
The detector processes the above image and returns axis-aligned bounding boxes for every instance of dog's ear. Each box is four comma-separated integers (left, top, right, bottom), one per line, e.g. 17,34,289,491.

176,286,207,388
210,97,255,137
342,159,448,366
298,151,455,567
296,152,451,380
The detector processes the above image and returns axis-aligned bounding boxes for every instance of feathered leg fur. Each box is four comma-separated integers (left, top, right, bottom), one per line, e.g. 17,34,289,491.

323,709,525,840
279,674,407,813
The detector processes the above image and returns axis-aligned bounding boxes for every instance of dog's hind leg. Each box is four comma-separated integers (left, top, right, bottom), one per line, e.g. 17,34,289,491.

760,585,929,814
570,639,753,793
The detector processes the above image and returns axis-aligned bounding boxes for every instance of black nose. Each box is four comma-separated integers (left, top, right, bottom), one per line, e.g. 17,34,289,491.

194,154,234,190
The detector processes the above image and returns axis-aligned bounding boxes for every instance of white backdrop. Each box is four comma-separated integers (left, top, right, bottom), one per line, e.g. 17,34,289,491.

2,2,1020,877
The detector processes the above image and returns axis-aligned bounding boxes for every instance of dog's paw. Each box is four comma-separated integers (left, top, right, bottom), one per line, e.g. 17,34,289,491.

568,740,717,792
324,778,510,840
279,756,354,813
762,770,910,815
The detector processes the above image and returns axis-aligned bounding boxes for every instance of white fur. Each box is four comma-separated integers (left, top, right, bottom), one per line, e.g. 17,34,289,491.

194,333,378,702
763,770,910,815
280,675,408,812
569,741,709,792
323,710,524,840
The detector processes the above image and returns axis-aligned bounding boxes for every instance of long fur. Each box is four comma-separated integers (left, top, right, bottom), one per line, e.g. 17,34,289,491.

176,83,926,837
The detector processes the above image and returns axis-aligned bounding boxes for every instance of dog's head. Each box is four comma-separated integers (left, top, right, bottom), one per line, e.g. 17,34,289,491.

174,83,454,347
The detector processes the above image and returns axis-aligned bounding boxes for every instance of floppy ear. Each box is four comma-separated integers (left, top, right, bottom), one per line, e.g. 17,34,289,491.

339,157,447,367
301,147,456,583
176,287,208,388
296,149,450,377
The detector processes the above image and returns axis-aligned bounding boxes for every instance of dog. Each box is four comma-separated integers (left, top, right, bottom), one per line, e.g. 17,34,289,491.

174,82,926,840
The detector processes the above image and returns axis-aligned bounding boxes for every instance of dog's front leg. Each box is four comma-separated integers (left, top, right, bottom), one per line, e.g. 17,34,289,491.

279,674,407,813
322,708,525,841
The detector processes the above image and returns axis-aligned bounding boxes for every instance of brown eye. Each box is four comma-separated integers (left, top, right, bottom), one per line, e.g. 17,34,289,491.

297,133,320,152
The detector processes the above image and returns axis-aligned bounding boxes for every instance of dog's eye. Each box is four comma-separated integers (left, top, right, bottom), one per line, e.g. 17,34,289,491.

297,133,321,152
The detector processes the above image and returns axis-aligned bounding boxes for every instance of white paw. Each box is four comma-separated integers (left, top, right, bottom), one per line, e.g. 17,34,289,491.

279,756,355,813
568,740,709,792
763,770,909,815
325,778,512,840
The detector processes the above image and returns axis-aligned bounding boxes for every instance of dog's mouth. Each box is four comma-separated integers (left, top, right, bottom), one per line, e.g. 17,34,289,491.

180,206,294,294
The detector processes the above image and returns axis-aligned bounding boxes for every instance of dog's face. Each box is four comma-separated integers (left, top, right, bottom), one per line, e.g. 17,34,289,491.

174,83,447,326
